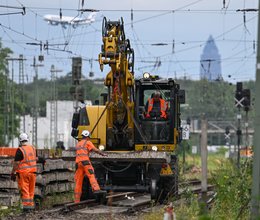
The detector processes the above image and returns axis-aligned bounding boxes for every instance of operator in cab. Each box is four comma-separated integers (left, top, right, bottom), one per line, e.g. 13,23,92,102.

145,90,168,119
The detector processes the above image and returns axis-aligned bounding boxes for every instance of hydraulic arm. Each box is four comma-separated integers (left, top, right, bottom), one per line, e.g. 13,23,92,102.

99,17,135,149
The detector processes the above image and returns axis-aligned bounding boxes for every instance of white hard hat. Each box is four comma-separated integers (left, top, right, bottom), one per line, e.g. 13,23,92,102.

19,133,29,142
81,130,91,138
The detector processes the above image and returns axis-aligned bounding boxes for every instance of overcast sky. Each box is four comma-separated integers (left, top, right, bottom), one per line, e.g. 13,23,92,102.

0,0,258,83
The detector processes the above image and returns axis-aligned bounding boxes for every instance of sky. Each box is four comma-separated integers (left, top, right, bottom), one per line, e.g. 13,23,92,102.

0,0,258,84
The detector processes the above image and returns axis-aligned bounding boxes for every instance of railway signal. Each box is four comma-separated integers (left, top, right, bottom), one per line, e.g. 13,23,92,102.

243,89,251,112
235,82,244,108
234,82,251,167
224,126,231,144
234,82,251,110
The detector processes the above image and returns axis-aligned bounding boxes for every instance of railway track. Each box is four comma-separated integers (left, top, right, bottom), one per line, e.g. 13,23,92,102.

178,178,216,206
60,192,151,214
59,179,216,214
4,179,216,220
179,179,215,193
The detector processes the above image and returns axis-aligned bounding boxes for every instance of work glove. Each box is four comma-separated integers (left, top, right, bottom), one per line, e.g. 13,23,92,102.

11,173,16,182
101,152,108,157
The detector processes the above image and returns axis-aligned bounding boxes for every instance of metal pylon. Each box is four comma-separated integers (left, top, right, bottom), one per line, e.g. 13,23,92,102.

19,54,26,132
31,57,43,148
50,65,62,148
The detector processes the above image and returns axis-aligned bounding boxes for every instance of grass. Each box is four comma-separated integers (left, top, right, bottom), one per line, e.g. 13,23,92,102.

39,191,74,209
0,191,74,218
0,205,22,219
144,149,252,219
181,151,228,181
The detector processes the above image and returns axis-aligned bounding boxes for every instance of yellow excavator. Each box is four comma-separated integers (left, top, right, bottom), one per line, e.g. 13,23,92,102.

71,17,185,202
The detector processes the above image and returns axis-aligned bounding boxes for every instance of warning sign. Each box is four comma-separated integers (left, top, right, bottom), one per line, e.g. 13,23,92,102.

182,125,190,140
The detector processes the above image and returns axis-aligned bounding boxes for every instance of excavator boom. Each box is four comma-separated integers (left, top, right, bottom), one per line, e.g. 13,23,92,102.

98,17,135,149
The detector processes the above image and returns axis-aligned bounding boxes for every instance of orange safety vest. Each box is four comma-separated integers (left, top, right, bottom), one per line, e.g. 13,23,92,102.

17,145,37,173
147,98,168,118
75,140,91,163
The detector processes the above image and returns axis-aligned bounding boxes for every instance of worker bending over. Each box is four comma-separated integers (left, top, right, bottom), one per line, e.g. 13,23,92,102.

11,133,37,212
74,130,107,203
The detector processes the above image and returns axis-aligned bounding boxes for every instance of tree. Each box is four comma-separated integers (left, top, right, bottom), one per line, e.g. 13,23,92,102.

23,73,105,117
0,39,14,145
178,79,238,121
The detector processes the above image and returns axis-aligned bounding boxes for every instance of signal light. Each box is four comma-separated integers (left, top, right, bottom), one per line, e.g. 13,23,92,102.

225,126,230,135
161,163,168,168
242,89,251,111
143,72,150,79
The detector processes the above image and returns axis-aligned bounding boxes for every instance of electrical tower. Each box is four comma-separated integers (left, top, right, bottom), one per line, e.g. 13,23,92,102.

50,65,62,148
3,63,10,146
31,57,43,148
70,57,83,139
71,57,83,112
18,54,26,132
6,56,26,146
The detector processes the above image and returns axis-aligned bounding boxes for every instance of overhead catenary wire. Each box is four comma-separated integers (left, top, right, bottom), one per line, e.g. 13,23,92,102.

0,0,257,82
0,3,25,16
2,2,256,46
19,6,241,13
149,14,258,60
0,25,28,50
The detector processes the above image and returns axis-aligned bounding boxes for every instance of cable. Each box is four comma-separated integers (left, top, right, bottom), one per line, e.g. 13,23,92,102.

153,14,257,59
23,6,241,13
1,1,256,83
101,162,133,173
0,25,27,50
0,22,41,42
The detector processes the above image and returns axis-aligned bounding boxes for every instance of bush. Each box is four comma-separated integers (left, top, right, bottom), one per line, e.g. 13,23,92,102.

209,159,252,219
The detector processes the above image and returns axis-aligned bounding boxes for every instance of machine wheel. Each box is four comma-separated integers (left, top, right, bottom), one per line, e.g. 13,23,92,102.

150,179,157,200
171,155,179,197
158,156,179,203
159,175,178,203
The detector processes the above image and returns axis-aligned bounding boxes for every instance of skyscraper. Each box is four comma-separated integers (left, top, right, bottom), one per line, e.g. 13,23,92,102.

200,35,222,81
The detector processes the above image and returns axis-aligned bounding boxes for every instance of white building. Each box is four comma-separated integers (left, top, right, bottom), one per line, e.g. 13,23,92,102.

12,100,92,149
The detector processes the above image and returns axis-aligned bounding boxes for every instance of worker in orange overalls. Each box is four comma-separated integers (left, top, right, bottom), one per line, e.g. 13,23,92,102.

11,133,37,213
146,90,168,119
74,130,107,203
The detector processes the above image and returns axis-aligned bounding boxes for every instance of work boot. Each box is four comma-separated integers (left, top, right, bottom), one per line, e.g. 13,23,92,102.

22,208,33,214
93,190,107,203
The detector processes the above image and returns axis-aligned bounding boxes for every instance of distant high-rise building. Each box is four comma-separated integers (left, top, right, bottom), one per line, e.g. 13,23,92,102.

200,35,222,81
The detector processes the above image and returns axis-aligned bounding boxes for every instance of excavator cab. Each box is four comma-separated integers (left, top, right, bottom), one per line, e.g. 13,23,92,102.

134,75,182,151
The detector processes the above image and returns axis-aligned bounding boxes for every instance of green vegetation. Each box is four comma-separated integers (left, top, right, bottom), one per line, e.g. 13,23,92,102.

143,151,252,220
178,78,255,121
183,148,252,219
0,205,22,218
0,40,22,145
0,192,74,218
39,191,74,209
21,77,255,120
209,159,251,219
23,74,105,117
